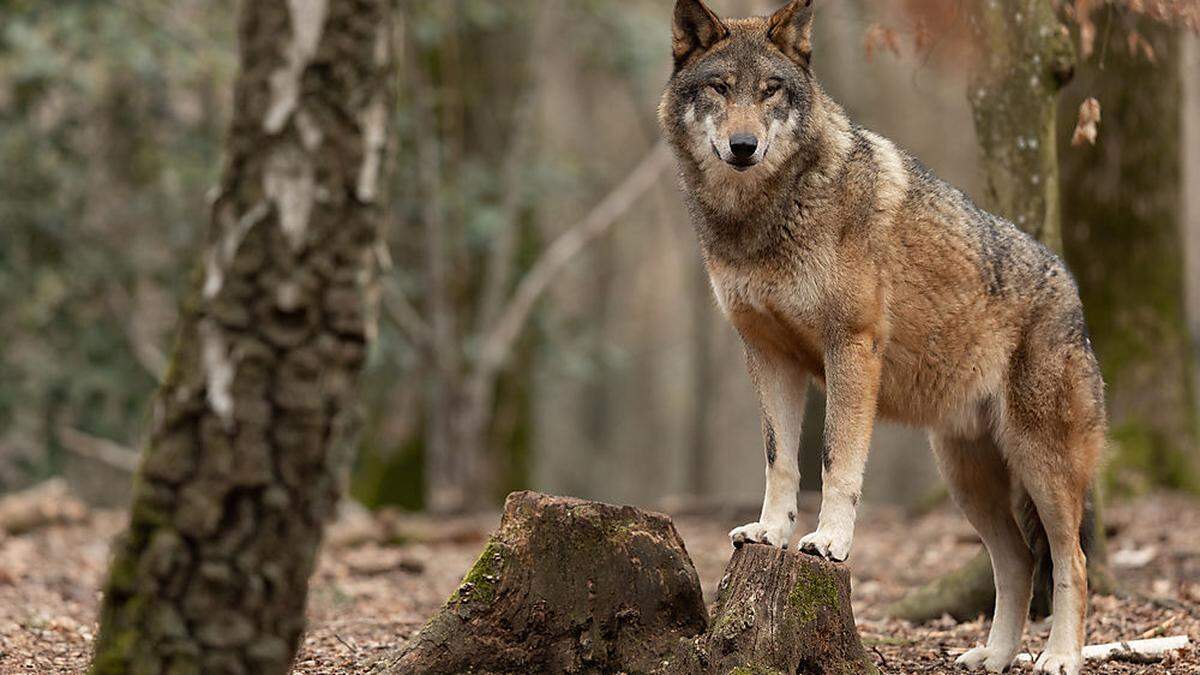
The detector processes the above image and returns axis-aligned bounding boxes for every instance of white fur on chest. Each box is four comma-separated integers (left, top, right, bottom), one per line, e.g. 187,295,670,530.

706,251,832,324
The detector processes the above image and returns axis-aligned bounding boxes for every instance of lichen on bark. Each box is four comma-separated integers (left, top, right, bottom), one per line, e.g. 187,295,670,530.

969,0,1075,250
90,1,393,673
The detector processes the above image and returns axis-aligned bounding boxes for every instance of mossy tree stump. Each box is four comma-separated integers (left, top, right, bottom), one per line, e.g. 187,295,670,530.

389,491,708,673
669,545,877,675
391,492,876,675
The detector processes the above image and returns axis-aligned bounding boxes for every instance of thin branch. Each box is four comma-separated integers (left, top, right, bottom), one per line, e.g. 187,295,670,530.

473,139,673,382
382,280,433,348
105,284,169,382
57,427,140,474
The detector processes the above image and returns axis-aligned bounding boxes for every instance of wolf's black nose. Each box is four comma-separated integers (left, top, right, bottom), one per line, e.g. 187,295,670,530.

729,133,758,160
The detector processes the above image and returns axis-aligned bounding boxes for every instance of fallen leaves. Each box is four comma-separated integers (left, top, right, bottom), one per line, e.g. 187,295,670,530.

1072,96,1103,146
0,479,88,536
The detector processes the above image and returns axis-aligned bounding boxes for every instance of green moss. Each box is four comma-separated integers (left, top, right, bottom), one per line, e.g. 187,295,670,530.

89,627,139,675
787,565,839,625
1109,422,1199,494
710,600,753,639
351,429,424,510
450,539,506,605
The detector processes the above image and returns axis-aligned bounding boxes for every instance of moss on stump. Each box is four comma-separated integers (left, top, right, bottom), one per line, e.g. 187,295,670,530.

388,491,708,674
670,544,877,675
391,493,878,674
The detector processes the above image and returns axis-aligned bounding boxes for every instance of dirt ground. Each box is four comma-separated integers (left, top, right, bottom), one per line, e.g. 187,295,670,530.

1,492,1198,674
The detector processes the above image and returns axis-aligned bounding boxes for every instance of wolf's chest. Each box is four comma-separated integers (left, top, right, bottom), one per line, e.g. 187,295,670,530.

707,253,830,318
706,258,831,366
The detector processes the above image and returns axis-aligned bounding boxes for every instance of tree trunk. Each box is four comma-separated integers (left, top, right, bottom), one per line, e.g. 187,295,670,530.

1061,15,1199,494
890,0,1122,622
687,257,716,495
1186,32,1200,436
390,491,708,674
392,492,875,675
968,0,1075,250
90,1,392,673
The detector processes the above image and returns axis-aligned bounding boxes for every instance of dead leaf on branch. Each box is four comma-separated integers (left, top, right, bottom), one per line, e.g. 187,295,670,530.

1072,97,1102,147
864,23,901,63
1126,30,1157,62
1074,0,1099,58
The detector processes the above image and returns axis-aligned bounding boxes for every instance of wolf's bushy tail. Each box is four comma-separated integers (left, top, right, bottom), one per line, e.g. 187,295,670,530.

1016,487,1096,618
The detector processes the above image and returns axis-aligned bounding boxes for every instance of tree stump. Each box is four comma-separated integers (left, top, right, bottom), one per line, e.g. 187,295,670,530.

389,491,708,674
389,493,876,675
668,544,877,675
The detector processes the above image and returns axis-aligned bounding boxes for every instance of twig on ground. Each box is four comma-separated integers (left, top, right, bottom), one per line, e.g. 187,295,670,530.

1014,636,1190,665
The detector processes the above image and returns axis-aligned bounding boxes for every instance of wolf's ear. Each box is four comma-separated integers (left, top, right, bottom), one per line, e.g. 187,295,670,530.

768,0,815,67
672,0,730,69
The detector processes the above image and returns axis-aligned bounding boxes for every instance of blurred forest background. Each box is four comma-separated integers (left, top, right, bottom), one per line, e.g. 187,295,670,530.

2,0,1199,516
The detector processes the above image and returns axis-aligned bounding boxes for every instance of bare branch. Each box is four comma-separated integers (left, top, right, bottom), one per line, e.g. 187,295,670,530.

105,284,169,382
381,281,433,348
473,139,673,382
57,427,140,474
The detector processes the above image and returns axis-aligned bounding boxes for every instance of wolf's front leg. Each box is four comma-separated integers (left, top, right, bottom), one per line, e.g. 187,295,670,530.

799,334,881,562
730,347,808,550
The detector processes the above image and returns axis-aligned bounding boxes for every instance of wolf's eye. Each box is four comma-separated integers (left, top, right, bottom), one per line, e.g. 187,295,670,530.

763,82,782,99
708,82,729,97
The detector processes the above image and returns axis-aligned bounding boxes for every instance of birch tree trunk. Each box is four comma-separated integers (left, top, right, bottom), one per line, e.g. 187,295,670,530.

90,1,392,673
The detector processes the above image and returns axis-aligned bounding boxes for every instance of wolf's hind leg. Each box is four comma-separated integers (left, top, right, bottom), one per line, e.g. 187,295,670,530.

1013,453,1089,675
931,432,1033,673
1004,341,1103,675
730,346,808,549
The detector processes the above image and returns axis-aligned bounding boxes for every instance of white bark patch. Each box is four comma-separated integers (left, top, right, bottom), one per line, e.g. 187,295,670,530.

203,251,225,300
265,146,316,251
296,110,324,151
356,97,388,203
264,0,329,133
199,319,235,428
203,202,270,300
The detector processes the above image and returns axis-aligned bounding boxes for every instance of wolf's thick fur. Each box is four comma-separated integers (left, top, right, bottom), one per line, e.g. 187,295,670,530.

660,2,1105,673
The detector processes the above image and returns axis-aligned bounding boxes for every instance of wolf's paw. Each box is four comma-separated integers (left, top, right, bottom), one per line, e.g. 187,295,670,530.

955,645,1016,672
797,526,852,561
1033,651,1081,675
729,521,792,549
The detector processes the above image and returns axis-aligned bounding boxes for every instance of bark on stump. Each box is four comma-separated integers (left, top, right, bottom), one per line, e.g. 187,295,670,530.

390,491,708,674
668,544,877,675
391,493,876,675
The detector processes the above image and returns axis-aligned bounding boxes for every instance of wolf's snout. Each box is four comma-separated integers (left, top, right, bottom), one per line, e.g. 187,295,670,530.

729,133,759,161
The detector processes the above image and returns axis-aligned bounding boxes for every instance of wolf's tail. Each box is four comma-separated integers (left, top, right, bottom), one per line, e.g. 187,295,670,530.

1016,487,1095,618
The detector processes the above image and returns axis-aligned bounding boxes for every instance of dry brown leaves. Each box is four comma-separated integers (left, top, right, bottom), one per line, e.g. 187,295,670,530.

864,23,902,63
1070,0,1199,60
1,494,1199,673
1072,97,1103,146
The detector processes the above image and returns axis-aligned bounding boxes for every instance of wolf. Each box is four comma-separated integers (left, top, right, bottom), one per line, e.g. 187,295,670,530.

659,1,1106,673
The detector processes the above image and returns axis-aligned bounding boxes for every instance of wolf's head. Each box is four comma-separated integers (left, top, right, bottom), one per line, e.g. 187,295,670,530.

659,0,817,193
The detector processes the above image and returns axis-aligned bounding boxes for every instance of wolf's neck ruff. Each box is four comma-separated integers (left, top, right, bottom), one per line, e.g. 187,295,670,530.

681,88,854,263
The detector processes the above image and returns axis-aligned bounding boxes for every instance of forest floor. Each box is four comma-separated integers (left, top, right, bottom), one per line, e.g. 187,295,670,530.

0,491,1198,674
